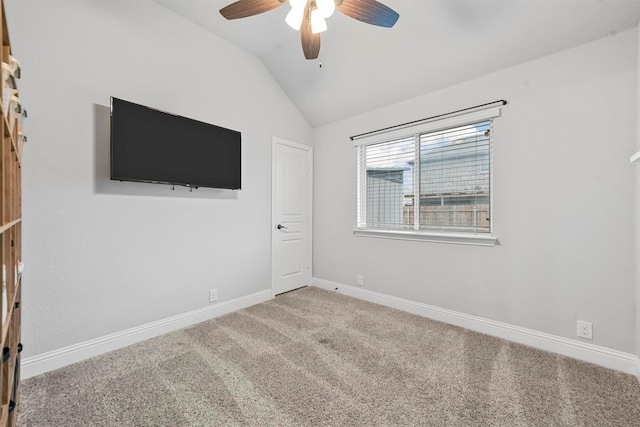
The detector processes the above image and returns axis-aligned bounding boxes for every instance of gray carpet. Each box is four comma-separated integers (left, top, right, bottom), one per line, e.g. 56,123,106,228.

17,286,640,426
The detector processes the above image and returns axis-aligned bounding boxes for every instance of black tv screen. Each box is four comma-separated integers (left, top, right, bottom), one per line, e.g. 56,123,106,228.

110,97,241,190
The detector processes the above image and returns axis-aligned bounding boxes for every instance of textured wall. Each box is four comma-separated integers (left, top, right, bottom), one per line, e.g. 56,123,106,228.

313,29,638,353
6,0,638,361
636,21,640,363
6,0,312,357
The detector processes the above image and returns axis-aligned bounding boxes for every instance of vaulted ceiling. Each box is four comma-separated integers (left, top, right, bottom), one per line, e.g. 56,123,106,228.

154,0,640,127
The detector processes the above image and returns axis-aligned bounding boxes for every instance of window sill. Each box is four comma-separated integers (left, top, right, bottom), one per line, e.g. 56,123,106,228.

353,228,498,247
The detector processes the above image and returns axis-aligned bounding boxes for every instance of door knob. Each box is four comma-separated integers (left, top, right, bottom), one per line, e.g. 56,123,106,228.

277,224,288,230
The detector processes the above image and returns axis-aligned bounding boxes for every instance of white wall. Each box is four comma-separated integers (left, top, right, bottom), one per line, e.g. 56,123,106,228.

313,29,637,353
6,0,639,365
636,22,640,366
6,0,312,358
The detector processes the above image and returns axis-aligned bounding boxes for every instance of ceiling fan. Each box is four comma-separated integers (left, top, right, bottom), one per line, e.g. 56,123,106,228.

219,0,399,60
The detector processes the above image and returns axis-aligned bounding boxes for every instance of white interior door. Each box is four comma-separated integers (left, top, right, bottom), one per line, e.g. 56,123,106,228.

272,137,312,296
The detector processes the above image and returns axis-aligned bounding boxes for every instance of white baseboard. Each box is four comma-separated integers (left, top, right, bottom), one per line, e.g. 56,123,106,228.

21,289,273,379
313,278,639,377
22,282,640,382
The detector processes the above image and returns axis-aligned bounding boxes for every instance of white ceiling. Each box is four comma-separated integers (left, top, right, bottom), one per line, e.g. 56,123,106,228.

154,0,640,127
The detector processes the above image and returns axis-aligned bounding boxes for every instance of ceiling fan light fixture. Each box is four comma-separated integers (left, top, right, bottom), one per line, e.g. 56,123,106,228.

316,0,335,18
289,0,307,11
219,0,399,60
311,8,327,34
285,7,304,30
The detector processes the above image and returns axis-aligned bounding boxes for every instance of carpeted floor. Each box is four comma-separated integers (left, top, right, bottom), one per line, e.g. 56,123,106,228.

17,286,640,426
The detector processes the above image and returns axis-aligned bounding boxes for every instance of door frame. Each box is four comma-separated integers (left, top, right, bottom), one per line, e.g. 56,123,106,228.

271,136,313,297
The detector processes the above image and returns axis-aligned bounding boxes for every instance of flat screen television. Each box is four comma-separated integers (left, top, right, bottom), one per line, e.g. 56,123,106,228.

110,97,241,190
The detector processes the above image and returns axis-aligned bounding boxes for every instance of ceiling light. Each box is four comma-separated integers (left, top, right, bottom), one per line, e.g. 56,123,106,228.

311,8,327,34
315,0,335,18
285,7,304,30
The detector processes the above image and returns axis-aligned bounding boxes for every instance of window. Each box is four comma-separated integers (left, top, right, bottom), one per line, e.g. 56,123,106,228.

355,107,499,245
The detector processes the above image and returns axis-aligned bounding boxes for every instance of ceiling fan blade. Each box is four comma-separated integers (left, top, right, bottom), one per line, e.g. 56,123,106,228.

301,31,320,60
337,0,399,28
301,2,320,60
220,0,285,20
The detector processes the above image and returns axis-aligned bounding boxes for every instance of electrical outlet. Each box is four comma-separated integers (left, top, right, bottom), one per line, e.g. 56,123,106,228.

577,320,593,340
209,289,218,303
357,275,364,286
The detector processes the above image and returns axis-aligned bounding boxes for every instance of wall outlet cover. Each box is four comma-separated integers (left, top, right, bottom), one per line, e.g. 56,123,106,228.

577,320,593,340
209,289,218,303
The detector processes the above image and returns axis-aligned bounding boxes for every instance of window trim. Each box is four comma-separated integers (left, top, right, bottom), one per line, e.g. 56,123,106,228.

354,105,501,246
353,228,498,246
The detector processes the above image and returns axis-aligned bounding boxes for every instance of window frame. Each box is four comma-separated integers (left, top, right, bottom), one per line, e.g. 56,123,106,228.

353,106,501,247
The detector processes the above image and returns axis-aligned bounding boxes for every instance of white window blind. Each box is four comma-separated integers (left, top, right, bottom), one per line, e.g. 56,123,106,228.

357,119,493,235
